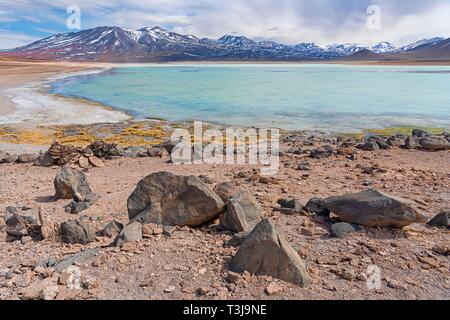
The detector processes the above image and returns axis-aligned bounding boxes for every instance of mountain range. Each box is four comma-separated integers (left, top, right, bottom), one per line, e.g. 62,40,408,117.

1,26,449,62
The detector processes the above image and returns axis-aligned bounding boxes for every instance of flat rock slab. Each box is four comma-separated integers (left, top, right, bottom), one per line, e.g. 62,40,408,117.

127,171,224,227
48,248,100,273
230,219,311,287
324,189,427,228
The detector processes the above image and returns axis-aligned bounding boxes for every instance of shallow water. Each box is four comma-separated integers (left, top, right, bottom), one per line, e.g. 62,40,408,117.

50,64,450,132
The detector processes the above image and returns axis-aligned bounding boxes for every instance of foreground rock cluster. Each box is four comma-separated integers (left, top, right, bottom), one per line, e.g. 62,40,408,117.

0,127,448,300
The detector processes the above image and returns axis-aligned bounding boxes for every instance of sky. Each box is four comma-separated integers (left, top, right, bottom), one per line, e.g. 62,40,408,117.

1,0,450,49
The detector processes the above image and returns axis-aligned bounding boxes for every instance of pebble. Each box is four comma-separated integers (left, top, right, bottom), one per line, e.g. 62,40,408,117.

265,282,283,296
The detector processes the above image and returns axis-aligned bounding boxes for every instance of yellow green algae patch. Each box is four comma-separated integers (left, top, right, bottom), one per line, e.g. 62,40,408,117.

0,121,172,147
334,126,448,140
363,126,447,136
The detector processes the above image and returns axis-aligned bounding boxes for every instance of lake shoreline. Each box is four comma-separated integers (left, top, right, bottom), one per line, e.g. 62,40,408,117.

1,59,449,152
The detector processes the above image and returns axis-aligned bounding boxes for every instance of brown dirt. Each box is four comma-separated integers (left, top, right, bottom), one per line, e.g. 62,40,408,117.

0,141,449,300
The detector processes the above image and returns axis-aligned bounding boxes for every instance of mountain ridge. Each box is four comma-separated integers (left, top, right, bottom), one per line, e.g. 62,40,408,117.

1,26,449,62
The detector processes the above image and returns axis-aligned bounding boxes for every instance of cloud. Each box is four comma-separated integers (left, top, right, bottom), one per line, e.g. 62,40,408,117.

0,0,449,48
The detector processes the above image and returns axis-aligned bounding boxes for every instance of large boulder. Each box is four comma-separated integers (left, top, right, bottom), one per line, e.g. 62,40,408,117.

127,172,224,227
219,191,261,233
419,136,450,151
60,220,95,244
230,219,311,287
54,166,95,202
324,189,427,228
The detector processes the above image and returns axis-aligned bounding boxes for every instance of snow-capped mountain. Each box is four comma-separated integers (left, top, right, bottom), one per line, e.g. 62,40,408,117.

1,26,448,62
371,42,396,53
396,37,445,52
217,35,258,48
326,43,368,56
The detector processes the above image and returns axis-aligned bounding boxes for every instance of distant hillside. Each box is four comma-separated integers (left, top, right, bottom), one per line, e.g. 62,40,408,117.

1,26,449,62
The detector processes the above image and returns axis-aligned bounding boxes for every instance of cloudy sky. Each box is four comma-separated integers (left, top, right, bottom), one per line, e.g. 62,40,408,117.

1,0,449,49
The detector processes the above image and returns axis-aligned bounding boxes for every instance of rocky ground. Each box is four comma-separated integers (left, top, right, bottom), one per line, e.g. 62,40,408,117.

0,130,449,300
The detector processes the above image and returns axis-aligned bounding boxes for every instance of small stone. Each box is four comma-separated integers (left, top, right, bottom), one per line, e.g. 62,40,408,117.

418,256,440,269
164,286,176,293
226,272,241,284
265,282,283,296
197,287,209,296
330,222,360,238
341,269,356,281
114,221,143,247
98,220,124,238
432,244,449,256
300,228,314,237
40,285,59,300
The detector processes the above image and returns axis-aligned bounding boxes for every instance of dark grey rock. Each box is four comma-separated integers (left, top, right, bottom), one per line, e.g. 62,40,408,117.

412,129,430,138
324,189,427,228
405,135,420,149
60,220,96,244
356,141,379,151
2,153,18,163
54,166,95,202
65,201,92,214
277,197,304,215
5,214,34,238
230,219,311,287
225,231,249,247
49,248,100,272
98,220,124,238
330,222,360,238
198,175,213,184
419,136,450,151
5,206,17,214
304,197,330,216
147,146,168,158
297,162,311,171
114,221,142,247
310,145,334,159
17,154,39,163
34,152,55,167
220,191,261,233
127,172,224,227
123,146,149,158
427,211,449,228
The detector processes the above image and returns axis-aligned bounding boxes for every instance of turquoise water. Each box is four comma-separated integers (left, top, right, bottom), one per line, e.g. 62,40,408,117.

50,64,450,132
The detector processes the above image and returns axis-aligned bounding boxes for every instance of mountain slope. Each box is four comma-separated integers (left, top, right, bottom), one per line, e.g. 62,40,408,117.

1,26,449,62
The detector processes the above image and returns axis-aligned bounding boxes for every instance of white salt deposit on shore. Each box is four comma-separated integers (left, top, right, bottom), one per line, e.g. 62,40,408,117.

0,69,130,126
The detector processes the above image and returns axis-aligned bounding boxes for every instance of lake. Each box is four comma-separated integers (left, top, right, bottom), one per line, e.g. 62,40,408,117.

50,64,450,132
